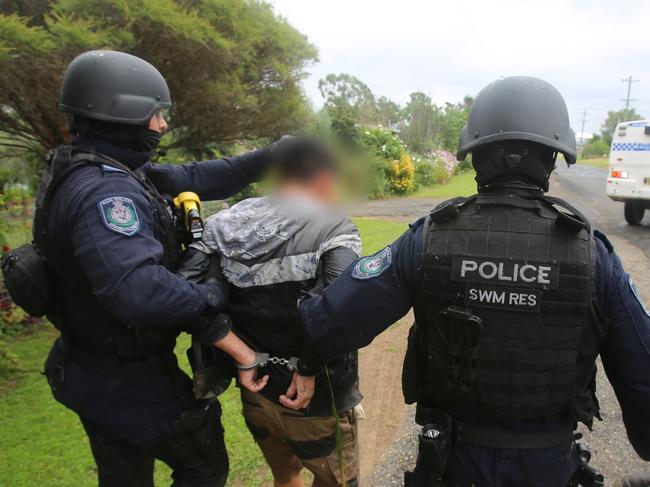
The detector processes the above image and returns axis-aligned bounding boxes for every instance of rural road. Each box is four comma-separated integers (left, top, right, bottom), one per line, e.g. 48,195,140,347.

354,164,650,485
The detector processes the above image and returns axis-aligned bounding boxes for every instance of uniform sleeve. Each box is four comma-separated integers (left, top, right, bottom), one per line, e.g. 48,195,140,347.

66,173,223,328
595,231,650,460
144,146,272,200
299,219,423,362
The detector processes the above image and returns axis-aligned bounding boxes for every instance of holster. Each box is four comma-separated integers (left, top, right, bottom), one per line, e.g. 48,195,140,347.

404,411,452,487
169,400,226,468
187,337,235,400
567,441,605,487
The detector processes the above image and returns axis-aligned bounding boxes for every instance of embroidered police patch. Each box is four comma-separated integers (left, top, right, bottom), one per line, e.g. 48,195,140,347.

352,246,392,280
629,277,650,318
98,196,140,236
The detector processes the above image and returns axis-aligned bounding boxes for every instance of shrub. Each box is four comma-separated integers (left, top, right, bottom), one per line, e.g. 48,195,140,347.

415,161,435,186
454,155,473,175
433,161,451,184
581,138,610,159
359,128,406,162
387,153,416,194
367,157,388,199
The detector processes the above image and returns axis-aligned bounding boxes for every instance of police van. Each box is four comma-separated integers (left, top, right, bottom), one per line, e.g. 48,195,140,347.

606,119,650,225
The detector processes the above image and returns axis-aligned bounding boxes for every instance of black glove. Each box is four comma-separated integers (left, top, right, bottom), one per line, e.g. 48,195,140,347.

202,253,229,317
186,313,233,346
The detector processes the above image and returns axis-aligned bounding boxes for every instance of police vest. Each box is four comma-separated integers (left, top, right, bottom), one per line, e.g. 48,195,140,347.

33,145,182,363
411,192,605,425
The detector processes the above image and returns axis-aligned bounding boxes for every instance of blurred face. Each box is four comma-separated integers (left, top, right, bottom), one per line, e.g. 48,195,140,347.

279,170,338,204
148,109,168,133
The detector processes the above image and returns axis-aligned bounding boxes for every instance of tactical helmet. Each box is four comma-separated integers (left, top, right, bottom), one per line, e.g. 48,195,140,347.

457,76,576,164
59,50,171,125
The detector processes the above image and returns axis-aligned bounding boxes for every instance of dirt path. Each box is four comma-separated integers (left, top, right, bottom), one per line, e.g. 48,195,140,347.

357,314,413,480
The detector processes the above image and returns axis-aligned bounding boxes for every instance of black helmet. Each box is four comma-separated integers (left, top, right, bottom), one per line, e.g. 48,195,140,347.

457,76,576,164
59,50,171,125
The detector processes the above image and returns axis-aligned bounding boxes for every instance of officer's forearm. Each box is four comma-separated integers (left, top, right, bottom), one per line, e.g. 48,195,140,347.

214,331,256,367
151,146,273,200
103,264,221,327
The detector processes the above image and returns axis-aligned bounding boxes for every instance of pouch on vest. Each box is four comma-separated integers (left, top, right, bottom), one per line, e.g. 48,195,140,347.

402,322,423,405
1,243,52,317
434,307,483,393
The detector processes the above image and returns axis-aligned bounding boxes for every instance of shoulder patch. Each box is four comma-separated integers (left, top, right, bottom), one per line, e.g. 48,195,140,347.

98,196,141,236
352,246,393,280
629,277,650,318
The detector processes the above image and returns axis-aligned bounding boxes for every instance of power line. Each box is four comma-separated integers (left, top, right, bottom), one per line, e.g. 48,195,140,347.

455,0,502,78
578,109,588,144
620,75,639,120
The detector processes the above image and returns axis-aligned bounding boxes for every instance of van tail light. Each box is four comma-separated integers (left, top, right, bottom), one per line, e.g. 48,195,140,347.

610,170,628,178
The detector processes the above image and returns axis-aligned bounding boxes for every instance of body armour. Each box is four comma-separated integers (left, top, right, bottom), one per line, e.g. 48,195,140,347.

411,192,605,426
33,145,181,362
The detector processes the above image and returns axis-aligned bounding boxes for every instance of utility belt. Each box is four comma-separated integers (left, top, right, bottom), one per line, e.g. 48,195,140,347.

453,419,575,450
405,406,594,487
58,335,176,378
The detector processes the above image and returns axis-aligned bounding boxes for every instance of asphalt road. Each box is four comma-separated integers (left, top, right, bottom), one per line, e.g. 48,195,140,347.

365,164,650,485
550,163,650,482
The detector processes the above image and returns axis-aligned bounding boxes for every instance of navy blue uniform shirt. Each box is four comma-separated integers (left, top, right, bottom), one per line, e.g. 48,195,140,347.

299,217,650,481
47,140,272,446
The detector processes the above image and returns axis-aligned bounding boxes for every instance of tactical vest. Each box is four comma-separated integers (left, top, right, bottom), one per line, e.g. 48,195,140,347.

33,145,182,363
410,192,605,426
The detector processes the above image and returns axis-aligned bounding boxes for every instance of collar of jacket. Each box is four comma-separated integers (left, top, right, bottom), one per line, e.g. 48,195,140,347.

478,182,545,199
74,137,150,171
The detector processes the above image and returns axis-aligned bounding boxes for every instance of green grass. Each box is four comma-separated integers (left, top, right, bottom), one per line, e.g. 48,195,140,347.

0,217,404,486
352,217,408,255
412,170,477,198
577,157,609,169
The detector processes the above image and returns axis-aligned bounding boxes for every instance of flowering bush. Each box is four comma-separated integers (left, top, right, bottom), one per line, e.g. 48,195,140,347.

387,153,416,194
359,128,406,162
429,149,459,179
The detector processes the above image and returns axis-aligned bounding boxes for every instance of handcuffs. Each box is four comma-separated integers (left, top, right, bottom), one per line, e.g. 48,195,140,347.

236,352,299,372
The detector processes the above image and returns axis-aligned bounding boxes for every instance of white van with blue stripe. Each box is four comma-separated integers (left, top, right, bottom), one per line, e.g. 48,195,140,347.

606,119,650,225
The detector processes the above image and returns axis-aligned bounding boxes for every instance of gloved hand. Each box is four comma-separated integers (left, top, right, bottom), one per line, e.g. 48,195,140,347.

202,253,229,317
185,313,232,346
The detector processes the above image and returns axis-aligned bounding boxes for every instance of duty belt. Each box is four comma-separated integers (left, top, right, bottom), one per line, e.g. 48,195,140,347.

453,420,575,449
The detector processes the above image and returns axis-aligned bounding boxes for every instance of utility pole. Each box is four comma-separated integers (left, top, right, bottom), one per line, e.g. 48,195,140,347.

578,109,588,145
621,75,639,120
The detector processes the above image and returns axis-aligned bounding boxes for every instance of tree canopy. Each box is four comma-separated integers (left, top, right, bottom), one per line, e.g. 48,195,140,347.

0,0,318,159
318,72,472,154
600,108,644,146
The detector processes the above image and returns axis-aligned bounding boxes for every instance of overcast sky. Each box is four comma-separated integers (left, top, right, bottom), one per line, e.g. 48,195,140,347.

271,0,650,136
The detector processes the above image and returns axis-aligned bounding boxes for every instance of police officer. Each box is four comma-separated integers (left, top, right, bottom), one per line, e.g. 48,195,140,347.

38,50,272,486
297,76,650,486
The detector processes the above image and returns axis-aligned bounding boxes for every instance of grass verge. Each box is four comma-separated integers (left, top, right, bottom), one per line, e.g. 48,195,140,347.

577,157,609,169
0,217,405,486
412,170,477,198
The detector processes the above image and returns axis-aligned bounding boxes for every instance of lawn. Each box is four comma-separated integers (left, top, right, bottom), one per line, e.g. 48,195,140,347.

0,217,406,487
577,157,609,169
412,170,477,198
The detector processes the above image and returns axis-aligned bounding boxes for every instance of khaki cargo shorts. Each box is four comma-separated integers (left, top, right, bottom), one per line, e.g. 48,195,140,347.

240,388,359,487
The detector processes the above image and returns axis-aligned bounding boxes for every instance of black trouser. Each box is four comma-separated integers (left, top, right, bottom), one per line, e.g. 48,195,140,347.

79,405,228,487
44,341,228,487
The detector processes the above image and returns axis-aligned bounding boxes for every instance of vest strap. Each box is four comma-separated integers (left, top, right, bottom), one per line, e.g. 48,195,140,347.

453,420,574,449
